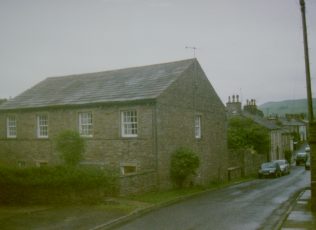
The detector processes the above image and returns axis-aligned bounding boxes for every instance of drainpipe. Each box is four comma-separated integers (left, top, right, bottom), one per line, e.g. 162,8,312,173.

153,102,159,189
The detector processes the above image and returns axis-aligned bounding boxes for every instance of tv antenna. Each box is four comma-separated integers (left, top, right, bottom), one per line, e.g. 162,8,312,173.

185,46,197,58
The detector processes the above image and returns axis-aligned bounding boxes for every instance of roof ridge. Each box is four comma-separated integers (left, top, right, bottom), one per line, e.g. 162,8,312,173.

47,58,196,80
0,58,198,110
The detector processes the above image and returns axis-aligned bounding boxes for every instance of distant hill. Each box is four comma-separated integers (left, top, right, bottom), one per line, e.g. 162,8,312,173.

259,98,316,117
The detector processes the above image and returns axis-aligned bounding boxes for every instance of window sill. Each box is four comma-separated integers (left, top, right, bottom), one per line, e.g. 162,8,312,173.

80,135,93,138
121,135,138,139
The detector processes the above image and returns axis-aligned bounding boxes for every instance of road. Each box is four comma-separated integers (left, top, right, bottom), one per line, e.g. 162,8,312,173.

113,166,310,230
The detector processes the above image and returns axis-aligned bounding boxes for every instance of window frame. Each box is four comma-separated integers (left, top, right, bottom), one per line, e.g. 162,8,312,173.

120,163,137,175
37,114,48,138
79,112,93,137
121,110,138,138
195,115,202,139
6,115,17,138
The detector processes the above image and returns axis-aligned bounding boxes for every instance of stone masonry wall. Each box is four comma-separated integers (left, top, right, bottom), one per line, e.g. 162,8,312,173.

309,122,316,211
229,149,267,180
156,61,229,189
0,103,157,194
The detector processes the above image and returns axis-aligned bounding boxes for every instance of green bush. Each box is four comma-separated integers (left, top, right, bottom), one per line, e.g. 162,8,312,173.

228,116,270,154
0,166,118,205
284,150,292,164
55,130,85,166
170,148,200,188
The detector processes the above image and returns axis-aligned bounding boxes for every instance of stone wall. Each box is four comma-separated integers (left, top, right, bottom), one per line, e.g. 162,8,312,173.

0,60,229,193
0,103,156,174
156,61,229,189
119,170,157,195
309,122,316,211
229,149,267,179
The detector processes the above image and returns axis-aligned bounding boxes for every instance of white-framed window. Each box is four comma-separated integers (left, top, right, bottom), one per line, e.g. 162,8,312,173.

121,110,138,137
195,115,201,139
7,115,17,138
37,115,48,138
79,112,93,137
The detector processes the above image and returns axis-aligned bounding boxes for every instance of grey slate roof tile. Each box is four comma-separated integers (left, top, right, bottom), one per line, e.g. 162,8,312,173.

0,59,195,110
243,112,281,130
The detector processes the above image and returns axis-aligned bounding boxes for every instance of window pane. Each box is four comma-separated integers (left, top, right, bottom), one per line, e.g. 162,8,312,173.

79,112,93,136
7,116,17,138
37,115,48,138
195,116,201,139
122,111,137,137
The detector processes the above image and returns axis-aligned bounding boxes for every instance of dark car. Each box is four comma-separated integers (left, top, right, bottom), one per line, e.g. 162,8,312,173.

296,152,308,165
273,159,290,175
258,162,282,178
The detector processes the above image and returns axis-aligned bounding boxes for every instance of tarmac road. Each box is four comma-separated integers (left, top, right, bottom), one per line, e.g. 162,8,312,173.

113,166,310,230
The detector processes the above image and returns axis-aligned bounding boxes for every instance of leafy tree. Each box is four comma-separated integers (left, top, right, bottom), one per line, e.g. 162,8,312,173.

55,130,85,167
284,150,292,164
227,117,269,154
170,148,200,188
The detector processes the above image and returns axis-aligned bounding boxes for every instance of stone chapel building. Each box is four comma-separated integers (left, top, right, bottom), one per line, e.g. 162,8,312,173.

0,59,228,193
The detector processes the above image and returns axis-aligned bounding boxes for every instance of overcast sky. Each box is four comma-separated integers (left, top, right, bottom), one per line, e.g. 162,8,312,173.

0,0,315,105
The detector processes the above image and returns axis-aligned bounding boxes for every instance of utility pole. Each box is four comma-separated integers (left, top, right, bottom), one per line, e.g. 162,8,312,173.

300,0,314,122
299,0,316,212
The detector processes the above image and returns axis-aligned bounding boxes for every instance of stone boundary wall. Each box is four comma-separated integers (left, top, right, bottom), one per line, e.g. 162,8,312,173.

309,122,316,211
228,149,267,180
119,170,157,195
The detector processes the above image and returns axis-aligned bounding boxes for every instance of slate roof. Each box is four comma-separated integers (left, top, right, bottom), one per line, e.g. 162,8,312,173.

243,112,281,130
279,118,306,126
0,59,195,110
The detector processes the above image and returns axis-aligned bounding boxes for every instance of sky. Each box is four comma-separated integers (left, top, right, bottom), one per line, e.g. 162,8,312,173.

0,0,315,106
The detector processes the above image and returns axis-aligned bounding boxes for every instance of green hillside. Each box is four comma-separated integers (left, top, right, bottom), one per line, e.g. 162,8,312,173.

259,98,316,117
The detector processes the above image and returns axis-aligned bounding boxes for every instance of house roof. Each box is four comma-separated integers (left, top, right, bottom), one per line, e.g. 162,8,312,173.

243,112,281,130
0,59,195,110
279,118,306,126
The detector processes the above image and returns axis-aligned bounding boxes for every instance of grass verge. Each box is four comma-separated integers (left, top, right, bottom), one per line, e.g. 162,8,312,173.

127,177,255,204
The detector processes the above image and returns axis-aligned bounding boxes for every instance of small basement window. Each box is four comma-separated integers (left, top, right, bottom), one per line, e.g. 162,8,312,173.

35,161,48,167
120,165,137,175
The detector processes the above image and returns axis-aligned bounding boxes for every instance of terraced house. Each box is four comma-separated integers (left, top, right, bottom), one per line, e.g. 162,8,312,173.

0,59,228,193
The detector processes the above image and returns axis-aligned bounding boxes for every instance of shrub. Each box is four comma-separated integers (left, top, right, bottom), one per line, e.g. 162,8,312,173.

55,130,85,166
0,166,118,205
227,116,269,154
170,148,200,188
284,150,292,164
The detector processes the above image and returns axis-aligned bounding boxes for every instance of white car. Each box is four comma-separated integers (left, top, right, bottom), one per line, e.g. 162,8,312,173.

305,145,310,152
273,159,290,175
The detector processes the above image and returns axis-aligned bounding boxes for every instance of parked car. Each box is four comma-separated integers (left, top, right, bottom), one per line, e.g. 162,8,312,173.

305,145,310,153
273,159,290,175
296,152,308,165
258,162,282,178
305,158,310,170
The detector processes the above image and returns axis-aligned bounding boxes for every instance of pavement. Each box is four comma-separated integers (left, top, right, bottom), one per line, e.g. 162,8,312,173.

280,188,316,230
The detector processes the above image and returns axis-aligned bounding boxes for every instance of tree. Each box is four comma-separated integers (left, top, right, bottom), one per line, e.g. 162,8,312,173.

228,117,269,154
55,130,85,167
170,148,200,188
